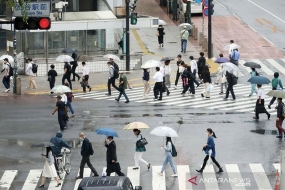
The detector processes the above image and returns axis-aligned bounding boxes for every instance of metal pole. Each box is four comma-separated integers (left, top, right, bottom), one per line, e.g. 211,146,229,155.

208,2,212,58
13,30,18,94
126,0,130,71
172,0,177,20
187,0,192,35
202,13,204,50
45,31,49,73
281,150,285,189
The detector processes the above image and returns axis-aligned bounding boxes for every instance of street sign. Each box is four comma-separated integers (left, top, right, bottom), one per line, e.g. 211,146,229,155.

203,8,208,16
202,0,209,7
195,0,202,4
13,2,50,17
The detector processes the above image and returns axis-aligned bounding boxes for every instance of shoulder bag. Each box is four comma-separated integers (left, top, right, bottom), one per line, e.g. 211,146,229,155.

136,135,148,148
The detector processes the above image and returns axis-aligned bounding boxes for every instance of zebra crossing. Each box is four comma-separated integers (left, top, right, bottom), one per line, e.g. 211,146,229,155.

0,163,280,190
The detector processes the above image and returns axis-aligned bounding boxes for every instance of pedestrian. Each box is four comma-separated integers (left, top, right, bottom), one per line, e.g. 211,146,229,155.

153,67,164,101
268,72,283,109
276,98,285,138
160,60,171,96
48,64,57,95
180,26,189,53
228,40,235,56
197,52,206,79
230,49,240,66
219,65,227,95
181,64,188,89
81,62,91,93
189,56,200,88
200,65,211,98
196,128,223,173
76,132,99,179
38,147,61,188
64,83,76,117
106,62,119,96
132,129,151,170
223,71,236,101
52,95,67,131
181,66,195,96
25,58,37,90
142,69,151,98
253,84,270,120
157,137,178,177
157,25,165,48
104,136,125,176
174,54,185,89
115,72,130,103
248,68,258,97
1,58,11,92
71,52,81,81
62,62,72,90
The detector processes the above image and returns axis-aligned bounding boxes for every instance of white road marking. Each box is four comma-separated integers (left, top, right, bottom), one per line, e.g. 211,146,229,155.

127,167,140,187
0,170,18,189
267,59,285,75
251,59,274,75
225,164,246,190
202,165,219,190
152,166,166,190
249,164,272,190
177,165,192,190
22,169,42,190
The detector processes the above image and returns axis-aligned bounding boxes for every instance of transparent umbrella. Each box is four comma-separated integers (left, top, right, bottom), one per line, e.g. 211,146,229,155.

103,54,120,61
223,44,241,50
158,19,167,25
0,55,14,63
222,62,241,77
51,85,71,93
141,60,161,69
178,23,193,30
55,55,74,62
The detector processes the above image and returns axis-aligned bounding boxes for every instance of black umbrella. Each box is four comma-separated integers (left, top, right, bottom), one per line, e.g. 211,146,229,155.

160,57,174,61
31,142,54,148
244,62,261,69
75,55,93,62
62,48,77,54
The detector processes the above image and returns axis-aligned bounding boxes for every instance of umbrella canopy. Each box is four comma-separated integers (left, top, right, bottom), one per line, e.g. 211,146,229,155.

62,48,77,54
222,62,241,77
244,62,261,69
0,55,14,63
31,142,54,148
158,19,167,25
266,90,285,98
124,122,150,130
51,85,71,93
215,57,229,63
247,76,270,84
103,54,120,62
55,55,74,62
141,60,161,69
75,55,93,62
150,126,178,137
95,128,118,137
160,57,174,62
178,23,193,30
223,43,241,50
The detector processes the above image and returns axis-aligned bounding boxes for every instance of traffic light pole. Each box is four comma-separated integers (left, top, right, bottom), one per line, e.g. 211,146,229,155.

13,30,18,94
208,1,212,59
125,0,130,71
187,0,192,36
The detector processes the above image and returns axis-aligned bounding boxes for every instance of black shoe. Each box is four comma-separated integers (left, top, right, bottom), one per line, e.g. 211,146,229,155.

201,93,204,97
253,117,259,120
276,135,283,138
55,183,61,187
268,114,271,120
217,168,223,173
38,184,44,188
125,100,130,103
196,169,203,173
196,84,200,88
71,79,76,81
268,104,271,109
147,163,151,170
106,93,111,96
167,92,170,96
89,88,92,92
181,51,183,53
133,167,139,170
219,92,223,95
93,173,99,177
157,98,162,101
115,98,119,102
76,176,83,179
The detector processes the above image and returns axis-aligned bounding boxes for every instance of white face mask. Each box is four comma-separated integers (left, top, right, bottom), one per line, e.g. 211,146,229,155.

106,139,110,144
80,137,84,140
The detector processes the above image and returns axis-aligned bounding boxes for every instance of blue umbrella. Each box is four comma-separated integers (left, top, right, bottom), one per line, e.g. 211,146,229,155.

95,128,118,137
215,57,229,63
247,76,270,84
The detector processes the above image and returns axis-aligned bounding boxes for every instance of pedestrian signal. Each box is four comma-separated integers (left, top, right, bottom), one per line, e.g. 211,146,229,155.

130,12,137,25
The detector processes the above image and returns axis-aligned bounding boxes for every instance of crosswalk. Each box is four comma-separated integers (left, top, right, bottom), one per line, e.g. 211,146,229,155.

0,163,281,190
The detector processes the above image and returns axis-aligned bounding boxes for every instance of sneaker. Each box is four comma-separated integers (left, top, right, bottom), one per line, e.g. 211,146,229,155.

170,174,178,177
219,92,223,95
106,93,111,96
217,168,223,173
181,93,185,96
4,89,9,92
71,114,75,118
223,98,228,101
125,100,130,103
276,135,283,138
115,98,119,102
253,117,259,120
157,172,163,176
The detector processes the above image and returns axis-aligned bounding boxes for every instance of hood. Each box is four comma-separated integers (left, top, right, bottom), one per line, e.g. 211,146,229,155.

56,131,63,138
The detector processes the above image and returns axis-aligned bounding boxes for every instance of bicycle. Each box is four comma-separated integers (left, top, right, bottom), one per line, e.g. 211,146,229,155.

55,148,71,179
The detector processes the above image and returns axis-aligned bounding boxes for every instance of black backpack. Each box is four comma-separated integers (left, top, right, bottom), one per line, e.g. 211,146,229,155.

232,74,238,85
7,64,14,77
113,62,119,71
32,63,38,73
89,142,94,155
113,67,119,79
66,64,72,73
171,143,177,157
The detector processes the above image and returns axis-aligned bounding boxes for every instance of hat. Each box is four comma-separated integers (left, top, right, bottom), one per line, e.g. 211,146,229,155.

183,26,187,29
56,95,62,99
3,58,8,61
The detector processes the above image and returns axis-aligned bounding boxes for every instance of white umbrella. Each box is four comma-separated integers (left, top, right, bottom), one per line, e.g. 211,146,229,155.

141,60,161,69
150,126,179,137
103,54,120,62
55,55,74,62
178,23,193,30
51,85,71,93
222,62,241,77
223,44,241,50
267,90,285,98
0,55,14,63
158,19,167,25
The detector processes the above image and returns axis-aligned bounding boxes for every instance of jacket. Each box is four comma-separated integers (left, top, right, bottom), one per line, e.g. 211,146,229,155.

105,141,117,163
119,75,128,89
197,56,206,70
186,70,195,81
277,102,284,119
205,136,216,157
180,29,189,40
143,71,149,81
46,151,55,166
109,66,114,78
226,72,233,85
272,78,283,89
81,138,91,157
201,71,211,83
163,141,172,156
26,62,35,76
50,131,71,156
71,53,78,66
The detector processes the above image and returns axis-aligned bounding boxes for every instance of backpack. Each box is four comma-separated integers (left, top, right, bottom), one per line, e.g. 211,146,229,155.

231,74,238,85
7,64,14,77
113,62,119,71
31,63,38,73
66,64,72,73
89,142,94,155
171,143,177,157
112,67,119,79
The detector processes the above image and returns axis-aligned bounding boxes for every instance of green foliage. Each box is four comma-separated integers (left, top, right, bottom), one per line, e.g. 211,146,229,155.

1,0,30,21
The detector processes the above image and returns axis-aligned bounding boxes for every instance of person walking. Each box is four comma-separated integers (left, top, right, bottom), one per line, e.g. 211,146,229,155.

189,56,200,88
104,136,125,176
248,68,258,97
268,72,283,109
115,72,130,103
197,52,206,79
224,71,236,101
1,58,11,92
228,40,235,56
174,55,185,89
62,62,72,90
276,98,285,138
253,84,270,120
81,62,92,93
76,132,99,179
132,129,150,170
181,66,195,96
38,147,61,188
71,52,80,81
230,49,240,66
196,128,223,173
142,69,151,98
153,67,164,101
52,95,67,131
64,83,76,117
157,137,178,177
106,62,119,95
160,60,171,96
157,25,165,48
180,26,189,53
219,65,227,95
181,64,188,89
200,66,211,98
26,58,37,90
48,65,57,95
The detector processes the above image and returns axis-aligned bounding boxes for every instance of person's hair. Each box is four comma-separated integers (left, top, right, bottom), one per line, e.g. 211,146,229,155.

203,65,209,72
64,62,68,64
50,64,55,69
200,52,204,57
230,40,234,43
107,136,114,139
166,137,172,145
28,58,32,61
177,54,182,58
46,147,51,158
82,62,86,65
64,82,69,87
187,66,191,71
143,69,147,72
183,64,188,68
278,98,282,101
207,128,217,138
79,132,84,136
251,68,255,71
155,67,160,71
165,60,170,64
219,53,223,57
189,56,194,60
274,72,279,78
133,129,141,135
158,25,162,27
234,49,238,51
257,84,262,88
107,61,112,65
56,95,62,99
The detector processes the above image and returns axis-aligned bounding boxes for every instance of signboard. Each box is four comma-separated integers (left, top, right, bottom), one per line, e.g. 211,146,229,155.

195,0,202,4
203,8,208,16
202,0,209,7
13,2,50,17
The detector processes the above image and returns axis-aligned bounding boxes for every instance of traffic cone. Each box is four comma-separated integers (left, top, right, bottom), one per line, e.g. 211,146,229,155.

275,169,280,190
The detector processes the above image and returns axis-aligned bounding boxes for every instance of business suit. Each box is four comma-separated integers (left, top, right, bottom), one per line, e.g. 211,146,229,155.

105,141,125,176
79,138,98,177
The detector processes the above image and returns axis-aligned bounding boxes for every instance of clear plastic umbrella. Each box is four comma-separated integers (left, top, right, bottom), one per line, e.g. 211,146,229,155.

55,55,74,62
158,19,167,25
0,55,14,63
222,62,241,77
141,60,161,68
150,126,178,137
223,44,241,50
178,23,193,30
51,85,71,93
103,54,120,61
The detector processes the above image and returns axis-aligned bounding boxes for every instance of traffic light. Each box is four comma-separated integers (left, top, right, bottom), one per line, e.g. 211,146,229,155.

130,12,137,25
14,17,51,30
209,0,214,15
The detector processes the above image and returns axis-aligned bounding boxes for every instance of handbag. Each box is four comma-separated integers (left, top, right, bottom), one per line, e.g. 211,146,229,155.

178,66,184,73
136,135,148,148
80,81,87,87
47,76,51,82
156,31,159,36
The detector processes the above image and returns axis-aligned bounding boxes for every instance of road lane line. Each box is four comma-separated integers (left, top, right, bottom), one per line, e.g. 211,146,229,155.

251,59,274,75
0,170,18,189
48,170,66,190
225,164,246,190
239,60,252,73
127,167,140,187
152,166,166,190
177,165,192,190
203,165,219,190
73,168,91,190
266,59,285,75
22,169,42,190
249,164,272,190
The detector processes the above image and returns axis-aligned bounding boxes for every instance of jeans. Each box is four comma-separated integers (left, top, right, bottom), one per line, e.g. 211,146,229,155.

72,65,80,80
107,77,119,95
117,90,129,101
269,87,277,105
181,39,187,52
79,156,98,177
192,69,199,86
182,80,195,94
153,82,163,99
49,79,55,91
134,152,148,167
276,118,285,135
143,80,151,95
249,84,257,96
161,153,176,174
220,82,227,93
58,110,66,130
66,101,74,114
62,74,72,90
2,76,10,89
225,85,235,99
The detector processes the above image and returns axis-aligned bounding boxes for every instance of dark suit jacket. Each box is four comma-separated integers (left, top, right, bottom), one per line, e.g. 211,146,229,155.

105,141,117,163
81,138,90,157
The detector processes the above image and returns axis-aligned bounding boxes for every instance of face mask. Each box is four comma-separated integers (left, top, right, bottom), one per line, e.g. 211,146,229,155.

106,139,110,144
80,137,84,140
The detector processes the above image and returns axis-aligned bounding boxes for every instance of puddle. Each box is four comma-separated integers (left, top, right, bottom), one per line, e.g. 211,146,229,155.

250,129,278,135
177,120,183,124
110,114,132,118
142,114,163,117
82,120,96,131
209,121,233,123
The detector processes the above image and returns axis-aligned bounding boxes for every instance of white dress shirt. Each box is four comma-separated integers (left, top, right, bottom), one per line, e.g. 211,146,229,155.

153,71,164,82
190,60,198,73
160,65,171,76
82,65,90,76
228,43,236,55
26,62,35,76
257,88,265,99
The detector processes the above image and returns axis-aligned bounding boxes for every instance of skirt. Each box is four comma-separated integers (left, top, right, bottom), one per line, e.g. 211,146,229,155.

42,160,57,178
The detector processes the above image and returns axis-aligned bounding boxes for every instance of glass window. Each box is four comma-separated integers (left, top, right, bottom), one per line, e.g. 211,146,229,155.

25,32,44,58
48,31,65,58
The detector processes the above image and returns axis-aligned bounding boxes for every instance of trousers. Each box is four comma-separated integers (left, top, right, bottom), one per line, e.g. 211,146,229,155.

220,82,227,93
225,85,236,99
134,152,148,167
62,74,72,90
153,82,163,99
143,80,151,95
161,153,176,174
107,77,119,95
182,80,195,94
2,76,10,89
72,65,80,80
201,155,221,170
28,75,36,88
79,156,98,177
276,118,285,135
